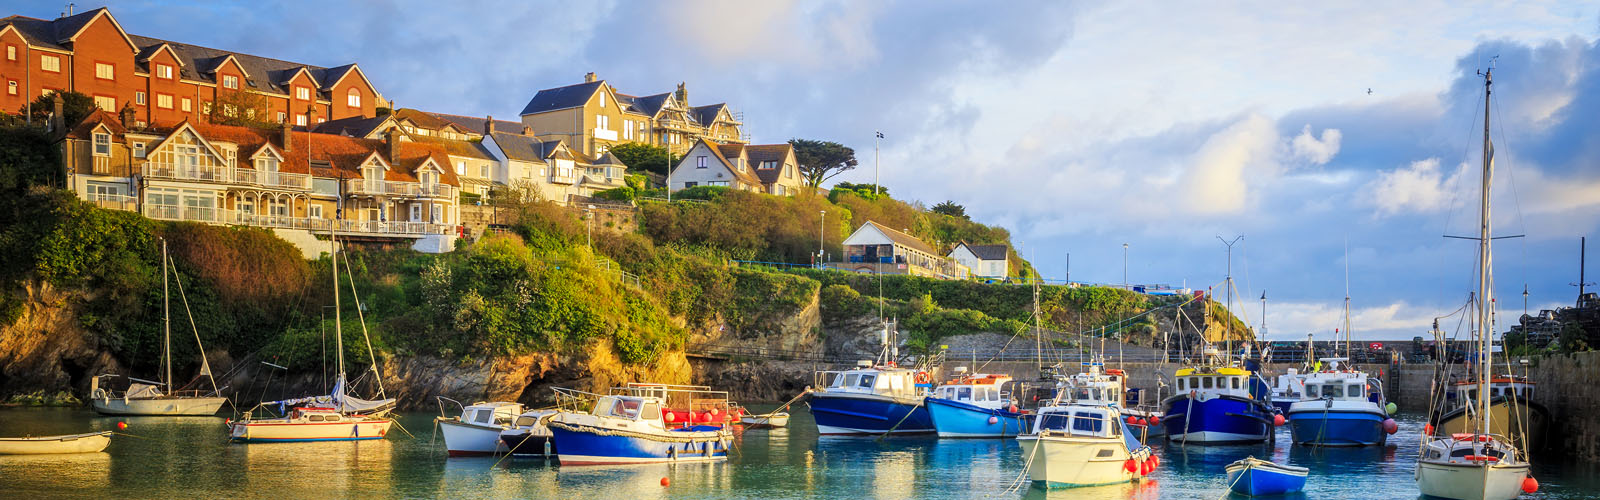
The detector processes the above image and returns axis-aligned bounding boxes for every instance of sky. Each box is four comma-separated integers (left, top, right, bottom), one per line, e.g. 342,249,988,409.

21,1,1600,340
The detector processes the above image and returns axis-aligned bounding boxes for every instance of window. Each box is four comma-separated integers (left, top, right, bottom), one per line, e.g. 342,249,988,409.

596,114,609,130
1231,377,1240,389
309,204,322,218
223,75,238,89
1306,384,1320,398
1202,377,1213,389
623,119,633,139
599,92,606,107
480,164,490,178
1349,385,1362,398
256,157,279,171
1324,384,1345,398
707,180,729,186
87,182,123,201
858,374,877,388
684,181,698,188
454,161,465,175
432,205,442,223
223,104,237,117
346,88,360,107
296,87,310,100
136,92,146,105
1072,411,1103,434
697,156,707,168
202,102,212,115
41,54,60,72
277,112,285,123
785,164,794,178
181,98,192,112
156,94,173,109
6,81,14,96
957,387,972,401
5,45,13,61
156,64,173,79
295,114,307,126
759,161,774,170
132,142,146,159
641,403,661,421
95,62,114,80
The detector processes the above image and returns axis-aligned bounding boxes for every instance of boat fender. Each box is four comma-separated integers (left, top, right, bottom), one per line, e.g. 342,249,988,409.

1382,419,1398,435
1272,414,1286,427
987,416,999,425
1149,416,1161,426
1127,416,1138,425
1124,459,1137,473
660,477,670,487
1385,402,1398,415
1136,418,1147,426
665,412,676,423
1522,476,1538,494
1464,455,1500,462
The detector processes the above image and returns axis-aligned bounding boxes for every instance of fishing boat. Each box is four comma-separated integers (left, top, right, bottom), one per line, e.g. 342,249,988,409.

1430,375,1549,452
925,367,1026,438
546,386,735,465
741,412,790,428
1160,364,1277,444
499,409,560,457
90,239,227,416
1016,401,1155,488
227,232,396,443
806,320,935,436
436,400,524,456
1414,65,1537,500
1269,368,1306,415
0,431,113,455
1225,456,1308,496
1287,358,1397,447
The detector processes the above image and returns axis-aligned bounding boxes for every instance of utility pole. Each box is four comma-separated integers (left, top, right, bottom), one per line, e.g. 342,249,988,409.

1574,236,1593,307
1065,252,1070,285
1218,235,1243,361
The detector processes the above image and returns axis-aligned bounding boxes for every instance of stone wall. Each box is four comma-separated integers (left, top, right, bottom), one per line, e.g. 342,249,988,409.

1525,351,1600,460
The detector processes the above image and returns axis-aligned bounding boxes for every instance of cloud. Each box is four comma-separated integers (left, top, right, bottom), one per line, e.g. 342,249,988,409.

1181,115,1283,214
1365,158,1465,215
1290,125,1343,165
1265,300,1443,341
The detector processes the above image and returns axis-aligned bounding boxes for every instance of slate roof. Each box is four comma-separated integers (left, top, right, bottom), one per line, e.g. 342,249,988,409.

592,151,624,166
690,104,726,126
955,242,1010,261
746,144,793,184
698,139,762,186
519,80,605,115
413,135,494,160
426,112,525,136
314,115,389,138
392,109,460,132
488,131,550,163
618,92,671,117
861,221,938,256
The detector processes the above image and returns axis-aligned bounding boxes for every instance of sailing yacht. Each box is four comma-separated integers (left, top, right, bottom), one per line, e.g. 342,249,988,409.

228,232,396,442
90,238,227,416
1413,66,1536,500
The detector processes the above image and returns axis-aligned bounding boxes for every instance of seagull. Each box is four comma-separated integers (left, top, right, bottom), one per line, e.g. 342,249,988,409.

1367,88,1373,95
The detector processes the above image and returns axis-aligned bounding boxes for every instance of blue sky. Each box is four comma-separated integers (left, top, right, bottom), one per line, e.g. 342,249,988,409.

22,1,1600,340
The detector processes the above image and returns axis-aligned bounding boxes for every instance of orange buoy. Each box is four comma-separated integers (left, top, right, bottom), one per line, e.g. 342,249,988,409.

1424,423,1434,435
1522,476,1538,493
116,421,128,430
661,476,671,487
1124,459,1137,473
1273,414,1286,427
1149,416,1161,426
1382,419,1399,435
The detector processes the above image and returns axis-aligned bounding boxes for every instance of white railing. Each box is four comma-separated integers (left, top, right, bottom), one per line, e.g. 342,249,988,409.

142,164,311,190
345,179,458,199
141,205,452,236
592,127,618,141
86,194,137,211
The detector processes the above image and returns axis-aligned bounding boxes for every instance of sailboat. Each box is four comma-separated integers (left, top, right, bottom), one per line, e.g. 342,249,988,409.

227,232,396,442
90,238,228,416
1413,66,1536,500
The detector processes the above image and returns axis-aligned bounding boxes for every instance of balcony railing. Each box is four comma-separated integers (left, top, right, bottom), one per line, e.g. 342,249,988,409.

142,164,311,190
86,194,137,211
140,204,452,236
345,178,458,199
592,127,618,141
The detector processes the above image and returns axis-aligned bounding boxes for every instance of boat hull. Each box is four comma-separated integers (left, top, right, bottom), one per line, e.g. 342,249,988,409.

500,431,557,457
1287,407,1387,447
1016,433,1139,488
0,431,112,455
1415,460,1530,500
1432,398,1548,452
228,418,392,442
438,419,509,456
92,396,227,416
926,397,1026,438
1161,395,1272,444
1226,460,1308,496
548,422,730,465
808,393,933,435
741,412,790,428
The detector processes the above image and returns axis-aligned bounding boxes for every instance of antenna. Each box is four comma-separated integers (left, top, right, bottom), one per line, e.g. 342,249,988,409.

1574,236,1593,306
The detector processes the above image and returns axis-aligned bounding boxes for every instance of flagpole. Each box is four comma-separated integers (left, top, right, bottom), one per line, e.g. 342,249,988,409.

874,131,881,195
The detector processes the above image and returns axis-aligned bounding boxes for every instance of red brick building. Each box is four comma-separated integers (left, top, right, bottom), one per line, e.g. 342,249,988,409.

0,7,381,127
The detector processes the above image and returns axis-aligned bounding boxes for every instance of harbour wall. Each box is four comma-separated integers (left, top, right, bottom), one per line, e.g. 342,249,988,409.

1522,351,1600,460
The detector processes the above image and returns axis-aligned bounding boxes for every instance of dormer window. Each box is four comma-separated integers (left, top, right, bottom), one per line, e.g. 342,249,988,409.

223,75,238,89
420,171,437,185
256,156,278,171
92,132,111,157
363,165,382,180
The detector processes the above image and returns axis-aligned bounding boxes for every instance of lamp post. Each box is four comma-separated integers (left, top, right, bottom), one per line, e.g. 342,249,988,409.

584,205,595,250
1122,243,1129,290
818,210,826,267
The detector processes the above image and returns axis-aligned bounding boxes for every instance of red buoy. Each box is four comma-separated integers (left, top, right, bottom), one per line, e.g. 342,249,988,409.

1149,416,1161,426
116,421,128,430
1382,418,1399,435
1135,418,1147,426
1124,459,1137,473
1127,416,1137,425
1151,455,1160,468
661,477,671,487
1522,476,1538,493
1424,423,1434,435
1273,414,1286,427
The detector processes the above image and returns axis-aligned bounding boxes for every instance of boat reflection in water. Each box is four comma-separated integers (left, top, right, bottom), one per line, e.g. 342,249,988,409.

1020,479,1162,500
0,452,110,491
240,439,394,496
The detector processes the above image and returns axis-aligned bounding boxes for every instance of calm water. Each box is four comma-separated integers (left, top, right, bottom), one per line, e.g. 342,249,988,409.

2,407,1597,499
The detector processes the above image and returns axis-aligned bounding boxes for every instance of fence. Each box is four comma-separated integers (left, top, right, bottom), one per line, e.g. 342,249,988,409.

685,343,839,363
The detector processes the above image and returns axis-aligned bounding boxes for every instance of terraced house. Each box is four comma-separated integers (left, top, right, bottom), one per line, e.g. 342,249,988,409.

0,7,382,128
519,72,747,157
61,107,461,254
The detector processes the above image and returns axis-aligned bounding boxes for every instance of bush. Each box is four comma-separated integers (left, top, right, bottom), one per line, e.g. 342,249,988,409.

593,186,636,202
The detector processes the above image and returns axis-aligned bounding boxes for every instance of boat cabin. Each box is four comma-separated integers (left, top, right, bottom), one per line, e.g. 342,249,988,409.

1031,405,1125,438
932,368,1013,409
460,401,524,427
590,395,668,429
815,362,928,400
609,383,733,427
1298,358,1382,403
1447,376,1536,406
1057,363,1126,407
1174,366,1262,400
288,407,346,422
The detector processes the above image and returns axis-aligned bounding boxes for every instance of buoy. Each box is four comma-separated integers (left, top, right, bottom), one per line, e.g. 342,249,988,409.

1135,418,1147,426
1273,414,1286,427
1382,419,1399,435
1151,455,1160,468
665,412,676,423
1149,416,1161,426
1127,416,1137,425
116,421,128,430
988,416,999,425
1008,404,1018,413
1386,402,1398,415
1522,476,1538,494
1423,423,1434,435
660,476,671,487
1124,459,1137,473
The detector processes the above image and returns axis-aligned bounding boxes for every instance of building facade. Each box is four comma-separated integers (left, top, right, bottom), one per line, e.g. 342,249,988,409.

518,72,747,157
1,7,381,128
667,138,804,195
827,221,969,280
948,242,1010,278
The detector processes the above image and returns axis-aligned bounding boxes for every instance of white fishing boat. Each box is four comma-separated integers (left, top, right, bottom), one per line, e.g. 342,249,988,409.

227,232,396,443
741,412,790,428
0,431,112,455
91,239,227,416
1016,404,1154,488
1413,65,1537,500
500,409,560,457
436,400,524,456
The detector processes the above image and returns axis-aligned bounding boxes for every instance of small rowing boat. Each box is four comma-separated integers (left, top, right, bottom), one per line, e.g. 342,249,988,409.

1225,456,1308,497
742,412,790,428
0,431,113,455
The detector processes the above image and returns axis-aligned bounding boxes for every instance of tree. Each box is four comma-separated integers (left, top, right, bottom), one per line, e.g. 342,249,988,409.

1558,322,1590,353
210,90,276,128
22,91,97,127
790,139,858,188
931,201,968,219
609,142,678,176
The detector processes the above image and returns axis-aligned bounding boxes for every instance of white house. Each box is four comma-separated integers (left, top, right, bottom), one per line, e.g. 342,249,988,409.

831,221,969,279
949,242,1010,279
667,138,765,192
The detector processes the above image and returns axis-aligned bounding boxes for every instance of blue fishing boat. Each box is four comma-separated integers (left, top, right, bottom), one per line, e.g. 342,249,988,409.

1225,456,1308,496
925,368,1025,438
808,361,934,435
1286,358,1396,447
1160,364,1278,444
546,385,734,465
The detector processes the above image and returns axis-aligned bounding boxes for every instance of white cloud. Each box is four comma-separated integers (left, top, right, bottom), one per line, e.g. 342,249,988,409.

1365,158,1466,215
1290,125,1342,165
1181,114,1282,214
1265,300,1445,340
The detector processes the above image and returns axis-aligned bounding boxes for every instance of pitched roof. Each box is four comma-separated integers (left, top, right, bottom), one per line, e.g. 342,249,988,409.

488,131,550,163
65,109,127,139
690,103,726,126
620,92,671,117
392,109,459,131
413,135,493,160
314,115,390,138
955,242,1010,261
592,151,625,166
862,221,938,256
519,80,605,115
746,144,793,184
697,139,762,186
425,111,524,136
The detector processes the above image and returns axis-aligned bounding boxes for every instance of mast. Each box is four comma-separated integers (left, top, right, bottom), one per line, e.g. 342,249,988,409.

162,238,172,391
1475,68,1494,435
332,232,345,383
1033,276,1042,376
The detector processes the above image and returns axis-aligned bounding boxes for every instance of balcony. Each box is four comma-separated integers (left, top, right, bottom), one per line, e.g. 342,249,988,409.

656,118,700,132
592,127,618,141
141,204,452,236
85,193,137,211
142,164,312,191
345,178,458,199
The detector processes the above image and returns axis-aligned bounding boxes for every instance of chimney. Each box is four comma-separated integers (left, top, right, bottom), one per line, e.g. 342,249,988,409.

307,105,320,126
522,126,533,136
584,72,597,83
118,101,136,128
280,119,293,151
50,93,65,133
484,114,495,136
384,128,400,164
675,82,687,105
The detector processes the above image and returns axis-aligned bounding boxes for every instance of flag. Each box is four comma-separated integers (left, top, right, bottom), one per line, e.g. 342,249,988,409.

875,131,884,139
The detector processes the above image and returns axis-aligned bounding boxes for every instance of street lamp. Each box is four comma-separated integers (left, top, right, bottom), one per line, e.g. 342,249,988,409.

1122,243,1129,290
584,205,595,250
818,210,826,267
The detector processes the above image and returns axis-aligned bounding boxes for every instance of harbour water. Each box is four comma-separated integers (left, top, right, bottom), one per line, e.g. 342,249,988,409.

3,407,1598,499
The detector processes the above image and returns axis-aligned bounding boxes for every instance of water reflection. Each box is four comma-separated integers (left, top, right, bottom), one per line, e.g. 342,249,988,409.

238,439,395,495
0,452,111,491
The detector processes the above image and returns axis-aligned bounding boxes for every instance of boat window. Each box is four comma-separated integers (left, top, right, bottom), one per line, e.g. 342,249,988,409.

1092,388,1103,401
844,374,860,388
1176,378,1185,391
474,409,494,424
1324,384,1344,398
608,398,641,419
1072,411,1103,434
974,388,988,402
309,415,325,422
1348,385,1363,399
515,415,539,426
1202,377,1214,389
1450,448,1476,458
1231,377,1241,390
1306,385,1319,398
641,403,661,421
858,374,877,389
1038,413,1071,431
958,387,972,401
829,373,843,387
1468,389,1478,400
327,415,341,422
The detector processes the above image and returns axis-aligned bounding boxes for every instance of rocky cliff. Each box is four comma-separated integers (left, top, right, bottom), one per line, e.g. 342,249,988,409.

0,280,121,400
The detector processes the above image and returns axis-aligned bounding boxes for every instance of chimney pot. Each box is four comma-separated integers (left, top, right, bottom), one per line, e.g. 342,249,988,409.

119,101,136,128
522,126,533,136
484,115,495,136
50,93,66,134
385,129,400,164
584,72,597,83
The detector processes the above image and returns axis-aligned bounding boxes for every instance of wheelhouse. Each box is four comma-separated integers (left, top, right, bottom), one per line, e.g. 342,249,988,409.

933,367,1013,408
815,365,927,400
1173,366,1256,399
1031,405,1124,438
1447,377,1536,405
460,401,523,427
